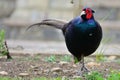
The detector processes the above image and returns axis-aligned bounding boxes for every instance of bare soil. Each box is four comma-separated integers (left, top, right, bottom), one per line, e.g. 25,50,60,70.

0,54,119,79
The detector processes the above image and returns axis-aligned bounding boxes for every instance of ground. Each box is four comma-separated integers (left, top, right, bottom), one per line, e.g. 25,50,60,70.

0,54,119,79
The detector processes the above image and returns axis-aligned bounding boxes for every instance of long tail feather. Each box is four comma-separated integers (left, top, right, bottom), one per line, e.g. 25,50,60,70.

26,19,67,31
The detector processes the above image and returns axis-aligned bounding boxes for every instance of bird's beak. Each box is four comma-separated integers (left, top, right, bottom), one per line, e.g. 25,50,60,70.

80,11,86,16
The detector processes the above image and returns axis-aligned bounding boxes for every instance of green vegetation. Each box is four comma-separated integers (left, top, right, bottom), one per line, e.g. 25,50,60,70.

0,29,8,56
95,51,105,62
0,77,81,80
95,43,106,62
0,77,22,80
85,71,120,80
115,59,120,64
32,77,65,80
85,71,104,80
44,55,72,62
95,38,111,62
0,70,119,80
107,71,120,80
45,55,56,62
61,55,72,62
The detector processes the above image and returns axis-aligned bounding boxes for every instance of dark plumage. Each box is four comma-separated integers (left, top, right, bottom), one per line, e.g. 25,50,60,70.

27,8,102,75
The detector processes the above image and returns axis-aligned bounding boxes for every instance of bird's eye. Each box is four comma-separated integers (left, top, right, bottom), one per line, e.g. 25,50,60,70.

82,8,86,11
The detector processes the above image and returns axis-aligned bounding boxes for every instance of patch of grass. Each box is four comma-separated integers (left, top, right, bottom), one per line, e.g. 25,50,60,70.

32,77,81,80
115,59,120,64
0,77,10,80
95,38,111,62
0,77,82,80
84,70,120,80
95,45,106,62
85,71,104,80
32,77,47,80
95,46,105,62
0,29,8,56
107,70,120,80
44,55,56,62
95,52,105,62
32,55,41,61
0,77,23,80
61,55,71,62
18,56,40,62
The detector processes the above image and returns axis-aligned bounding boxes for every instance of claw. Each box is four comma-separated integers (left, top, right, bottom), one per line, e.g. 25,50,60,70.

81,65,89,73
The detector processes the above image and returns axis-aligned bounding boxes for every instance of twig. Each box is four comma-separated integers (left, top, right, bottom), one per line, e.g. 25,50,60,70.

4,41,12,59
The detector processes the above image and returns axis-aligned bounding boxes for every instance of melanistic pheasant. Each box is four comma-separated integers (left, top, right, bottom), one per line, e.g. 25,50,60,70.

27,7,102,75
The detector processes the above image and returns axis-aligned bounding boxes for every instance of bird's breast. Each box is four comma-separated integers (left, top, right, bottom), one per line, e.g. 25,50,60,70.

65,21,102,56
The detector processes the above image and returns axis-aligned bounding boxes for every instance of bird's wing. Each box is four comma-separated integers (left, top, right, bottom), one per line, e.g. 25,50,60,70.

62,16,82,35
26,19,67,31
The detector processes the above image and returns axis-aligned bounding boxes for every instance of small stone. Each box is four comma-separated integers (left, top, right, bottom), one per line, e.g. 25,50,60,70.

63,70,72,73
73,76,81,79
86,62,101,67
51,67,62,72
0,71,8,76
73,64,77,67
43,69,50,74
30,65,38,68
104,69,109,71
19,73,29,77
34,71,42,75
52,72,59,78
108,56,116,61
59,61,68,65
30,65,39,70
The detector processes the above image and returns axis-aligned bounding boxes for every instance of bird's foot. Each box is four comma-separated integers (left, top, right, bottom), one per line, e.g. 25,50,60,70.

76,66,90,76
81,65,89,73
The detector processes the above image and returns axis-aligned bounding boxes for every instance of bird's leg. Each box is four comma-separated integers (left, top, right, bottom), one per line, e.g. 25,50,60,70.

80,56,89,73
77,55,89,76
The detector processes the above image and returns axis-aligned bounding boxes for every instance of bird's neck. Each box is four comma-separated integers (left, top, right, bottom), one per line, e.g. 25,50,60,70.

74,17,96,30
72,16,96,27
81,16,94,22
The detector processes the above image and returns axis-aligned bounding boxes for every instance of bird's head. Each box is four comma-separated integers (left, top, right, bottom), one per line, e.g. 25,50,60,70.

80,8,95,20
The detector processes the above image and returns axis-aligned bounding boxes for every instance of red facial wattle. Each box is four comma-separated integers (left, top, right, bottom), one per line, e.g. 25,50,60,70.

85,9,93,19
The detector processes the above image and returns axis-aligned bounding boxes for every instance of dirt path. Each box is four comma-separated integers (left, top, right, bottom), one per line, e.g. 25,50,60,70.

0,54,119,78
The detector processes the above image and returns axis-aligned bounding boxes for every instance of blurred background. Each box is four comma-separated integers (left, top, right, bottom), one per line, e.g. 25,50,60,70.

0,0,120,55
